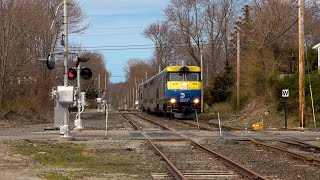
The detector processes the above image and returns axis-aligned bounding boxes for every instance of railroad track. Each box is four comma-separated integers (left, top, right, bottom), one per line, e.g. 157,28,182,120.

173,119,240,131
250,138,320,166
134,112,241,132
121,112,267,179
279,138,320,152
133,113,197,131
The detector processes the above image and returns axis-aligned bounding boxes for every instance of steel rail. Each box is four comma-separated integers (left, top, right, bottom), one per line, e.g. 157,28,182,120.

134,114,170,130
200,120,242,131
121,113,141,131
123,112,267,179
189,140,268,180
148,139,188,180
251,139,320,166
291,138,320,151
121,112,187,179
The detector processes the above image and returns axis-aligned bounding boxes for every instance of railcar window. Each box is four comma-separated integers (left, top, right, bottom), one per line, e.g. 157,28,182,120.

170,73,183,81
186,73,199,81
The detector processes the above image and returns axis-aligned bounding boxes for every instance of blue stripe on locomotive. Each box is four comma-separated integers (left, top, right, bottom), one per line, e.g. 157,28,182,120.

166,90,201,103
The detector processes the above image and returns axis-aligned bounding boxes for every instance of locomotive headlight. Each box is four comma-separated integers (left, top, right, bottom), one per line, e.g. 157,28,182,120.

170,98,176,104
193,98,200,104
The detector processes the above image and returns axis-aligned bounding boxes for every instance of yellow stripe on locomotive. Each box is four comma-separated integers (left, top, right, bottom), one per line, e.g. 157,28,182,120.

165,66,201,73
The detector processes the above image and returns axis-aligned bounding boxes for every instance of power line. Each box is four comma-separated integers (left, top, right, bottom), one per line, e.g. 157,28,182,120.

75,47,155,51
261,19,298,46
70,33,142,36
69,44,155,49
69,42,200,51
89,26,143,30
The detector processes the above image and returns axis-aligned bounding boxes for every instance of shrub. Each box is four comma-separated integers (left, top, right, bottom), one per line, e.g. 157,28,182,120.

204,61,234,106
267,72,320,113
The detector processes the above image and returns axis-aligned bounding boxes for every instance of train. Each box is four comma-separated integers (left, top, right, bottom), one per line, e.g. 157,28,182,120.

138,65,202,119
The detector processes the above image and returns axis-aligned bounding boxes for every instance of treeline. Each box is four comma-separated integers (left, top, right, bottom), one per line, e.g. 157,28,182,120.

0,0,109,121
116,0,320,112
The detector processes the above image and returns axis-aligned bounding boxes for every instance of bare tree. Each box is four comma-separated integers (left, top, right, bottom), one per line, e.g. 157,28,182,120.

0,0,89,119
144,21,177,69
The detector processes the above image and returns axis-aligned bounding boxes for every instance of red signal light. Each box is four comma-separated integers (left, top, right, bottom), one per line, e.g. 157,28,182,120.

68,68,77,80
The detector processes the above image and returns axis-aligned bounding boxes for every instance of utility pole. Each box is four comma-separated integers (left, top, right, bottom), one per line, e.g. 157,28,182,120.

298,0,305,127
200,49,204,113
61,0,71,138
132,87,135,108
237,30,240,111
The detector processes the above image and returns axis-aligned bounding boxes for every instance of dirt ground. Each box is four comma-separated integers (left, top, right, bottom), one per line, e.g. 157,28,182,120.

1,109,320,180
0,111,170,180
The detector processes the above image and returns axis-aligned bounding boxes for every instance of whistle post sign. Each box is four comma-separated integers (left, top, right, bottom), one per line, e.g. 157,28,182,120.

282,89,289,98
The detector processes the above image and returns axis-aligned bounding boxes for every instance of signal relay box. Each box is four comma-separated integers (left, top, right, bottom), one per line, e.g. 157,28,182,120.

57,86,75,107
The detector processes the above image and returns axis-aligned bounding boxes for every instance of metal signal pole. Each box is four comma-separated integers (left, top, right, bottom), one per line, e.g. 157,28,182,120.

61,0,71,138
74,61,83,130
299,0,305,128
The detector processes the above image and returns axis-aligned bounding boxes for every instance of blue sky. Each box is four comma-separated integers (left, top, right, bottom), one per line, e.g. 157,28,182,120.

70,0,170,83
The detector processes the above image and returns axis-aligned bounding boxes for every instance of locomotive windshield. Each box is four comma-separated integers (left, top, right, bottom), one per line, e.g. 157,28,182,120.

169,73,184,81
167,73,200,81
186,73,199,81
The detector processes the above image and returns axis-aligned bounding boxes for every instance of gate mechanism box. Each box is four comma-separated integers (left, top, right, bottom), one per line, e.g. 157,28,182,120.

57,86,75,107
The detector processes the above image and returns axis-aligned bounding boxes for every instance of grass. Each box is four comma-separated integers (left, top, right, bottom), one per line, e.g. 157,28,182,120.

41,172,72,180
5,140,164,179
204,102,233,114
205,98,320,130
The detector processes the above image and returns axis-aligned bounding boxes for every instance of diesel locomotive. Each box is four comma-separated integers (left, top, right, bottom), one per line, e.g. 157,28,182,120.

138,65,201,118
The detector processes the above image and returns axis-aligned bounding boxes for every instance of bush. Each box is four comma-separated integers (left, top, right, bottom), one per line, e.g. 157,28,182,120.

204,61,234,106
267,72,320,113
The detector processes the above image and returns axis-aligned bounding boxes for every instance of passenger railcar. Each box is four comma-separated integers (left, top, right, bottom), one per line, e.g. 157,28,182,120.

139,66,201,118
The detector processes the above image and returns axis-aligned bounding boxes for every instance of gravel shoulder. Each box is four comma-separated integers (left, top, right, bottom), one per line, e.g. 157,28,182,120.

0,110,320,179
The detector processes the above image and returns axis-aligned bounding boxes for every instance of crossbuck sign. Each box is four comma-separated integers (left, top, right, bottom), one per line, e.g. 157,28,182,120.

282,89,289,98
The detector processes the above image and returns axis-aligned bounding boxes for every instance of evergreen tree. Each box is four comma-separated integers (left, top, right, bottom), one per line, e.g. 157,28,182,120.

204,60,234,106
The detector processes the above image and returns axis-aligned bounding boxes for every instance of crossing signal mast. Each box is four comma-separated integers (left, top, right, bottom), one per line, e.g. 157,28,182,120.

46,0,92,138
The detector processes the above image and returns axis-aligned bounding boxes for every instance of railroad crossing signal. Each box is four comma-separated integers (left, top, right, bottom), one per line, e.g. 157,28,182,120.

80,67,92,80
68,68,77,80
75,56,92,80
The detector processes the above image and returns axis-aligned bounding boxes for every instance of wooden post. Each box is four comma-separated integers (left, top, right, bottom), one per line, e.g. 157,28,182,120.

298,0,305,127
200,49,204,113
237,30,240,111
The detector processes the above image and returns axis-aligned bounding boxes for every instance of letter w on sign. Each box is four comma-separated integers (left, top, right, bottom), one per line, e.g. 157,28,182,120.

282,89,289,98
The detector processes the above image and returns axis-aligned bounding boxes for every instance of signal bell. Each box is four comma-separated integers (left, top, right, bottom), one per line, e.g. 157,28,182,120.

46,54,55,70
